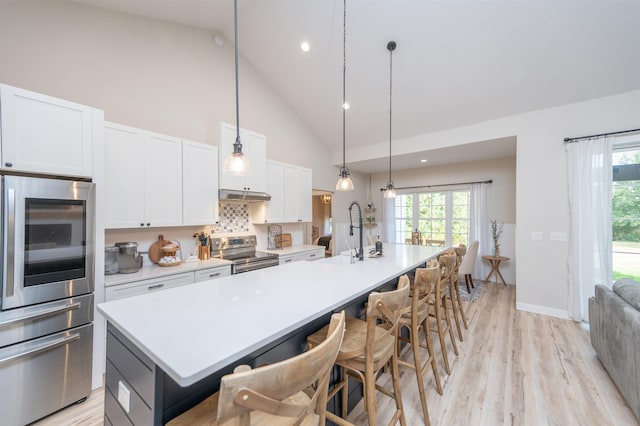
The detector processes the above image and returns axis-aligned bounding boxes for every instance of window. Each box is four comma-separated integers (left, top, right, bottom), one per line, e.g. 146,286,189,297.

612,146,640,281
394,189,470,246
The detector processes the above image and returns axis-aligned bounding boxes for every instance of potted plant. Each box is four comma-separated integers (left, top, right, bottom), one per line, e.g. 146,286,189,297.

491,219,504,257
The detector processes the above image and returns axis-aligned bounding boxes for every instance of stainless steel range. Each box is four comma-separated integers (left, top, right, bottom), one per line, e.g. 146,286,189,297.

210,235,279,274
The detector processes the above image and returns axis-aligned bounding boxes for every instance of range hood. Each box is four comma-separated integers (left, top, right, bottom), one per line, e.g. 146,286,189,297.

219,189,271,202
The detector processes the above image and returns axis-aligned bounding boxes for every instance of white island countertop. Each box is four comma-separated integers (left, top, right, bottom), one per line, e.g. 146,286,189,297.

97,243,444,387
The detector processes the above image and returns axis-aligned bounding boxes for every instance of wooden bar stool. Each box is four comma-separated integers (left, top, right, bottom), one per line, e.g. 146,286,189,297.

307,279,410,426
168,311,346,426
439,252,466,342
396,272,443,425
425,259,458,375
451,245,469,331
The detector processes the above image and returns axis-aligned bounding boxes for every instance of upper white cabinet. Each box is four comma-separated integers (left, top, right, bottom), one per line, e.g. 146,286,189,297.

218,121,266,192
0,83,98,177
284,164,312,222
182,140,219,225
104,122,182,229
252,160,312,224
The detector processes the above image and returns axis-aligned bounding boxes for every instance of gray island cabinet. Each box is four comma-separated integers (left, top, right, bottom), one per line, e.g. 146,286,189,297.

97,244,444,425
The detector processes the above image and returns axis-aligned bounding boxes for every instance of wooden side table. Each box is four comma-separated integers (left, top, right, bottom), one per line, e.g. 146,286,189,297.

482,255,509,286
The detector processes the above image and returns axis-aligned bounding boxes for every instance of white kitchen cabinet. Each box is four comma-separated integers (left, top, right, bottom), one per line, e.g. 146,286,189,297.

104,122,182,229
218,121,266,192
0,83,98,177
182,141,219,225
194,265,231,282
278,247,324,265
284,164,312,222
252,160,312,224
105,272,193,301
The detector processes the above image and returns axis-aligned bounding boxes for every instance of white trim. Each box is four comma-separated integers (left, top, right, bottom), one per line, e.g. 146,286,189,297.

516,302,570,320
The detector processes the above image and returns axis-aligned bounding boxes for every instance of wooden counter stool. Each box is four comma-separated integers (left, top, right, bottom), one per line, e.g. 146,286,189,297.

396,272,443,425
307,279,410,426
168,311,346,426
426,259,458,375
451,245,469,331
439,252,467,342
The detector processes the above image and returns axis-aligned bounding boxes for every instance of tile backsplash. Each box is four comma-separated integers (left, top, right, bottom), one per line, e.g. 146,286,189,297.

213,202,250,233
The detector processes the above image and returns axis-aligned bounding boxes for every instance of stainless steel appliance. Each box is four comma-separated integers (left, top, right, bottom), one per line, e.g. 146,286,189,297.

211,234,279,274
114,241,142,273
1,175,95,425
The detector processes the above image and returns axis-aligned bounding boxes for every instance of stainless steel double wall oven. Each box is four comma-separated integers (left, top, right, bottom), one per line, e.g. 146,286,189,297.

0,175,95,425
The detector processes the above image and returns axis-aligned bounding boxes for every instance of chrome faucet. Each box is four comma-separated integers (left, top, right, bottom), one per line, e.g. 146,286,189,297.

348,201,364,261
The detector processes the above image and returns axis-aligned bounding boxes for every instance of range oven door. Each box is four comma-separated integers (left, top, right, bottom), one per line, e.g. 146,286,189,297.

1,176,95,310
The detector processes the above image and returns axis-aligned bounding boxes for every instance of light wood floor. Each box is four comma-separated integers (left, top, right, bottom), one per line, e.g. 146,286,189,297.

33,282,638,426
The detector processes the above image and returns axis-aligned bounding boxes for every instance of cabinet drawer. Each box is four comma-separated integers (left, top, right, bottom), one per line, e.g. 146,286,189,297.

106,272,193,301
194,266,231,282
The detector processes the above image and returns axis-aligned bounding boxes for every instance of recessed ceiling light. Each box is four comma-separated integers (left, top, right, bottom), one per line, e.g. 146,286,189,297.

343,102,350,110
213,35,224,47
420,159,428,163
300,41,310,52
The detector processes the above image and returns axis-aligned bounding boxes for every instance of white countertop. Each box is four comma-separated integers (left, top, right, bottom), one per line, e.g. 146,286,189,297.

97,243,444,387
104,258,233,287
260,244,324,256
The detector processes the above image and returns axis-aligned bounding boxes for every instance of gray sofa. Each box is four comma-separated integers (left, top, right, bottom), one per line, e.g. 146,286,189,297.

589,278,640,421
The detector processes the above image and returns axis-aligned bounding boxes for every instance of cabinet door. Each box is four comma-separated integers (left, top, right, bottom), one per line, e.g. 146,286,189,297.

142,132,183,227
104,123,145,228
264,160,284,222
242,129,266,192
218,122,266,192
0,84,93,177
183,141,219,225
296,166,312,222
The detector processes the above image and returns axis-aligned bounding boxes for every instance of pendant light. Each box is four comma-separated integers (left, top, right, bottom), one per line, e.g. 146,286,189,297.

223,0,251,176
383,41,397,199
336,0,354,191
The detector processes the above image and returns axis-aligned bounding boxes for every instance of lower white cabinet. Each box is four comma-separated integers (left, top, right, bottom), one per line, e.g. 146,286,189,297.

106,272,193,301
194,266,232,282
278,247,324,265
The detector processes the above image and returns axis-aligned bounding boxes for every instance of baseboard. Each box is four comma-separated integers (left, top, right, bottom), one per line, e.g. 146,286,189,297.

516,302,570,320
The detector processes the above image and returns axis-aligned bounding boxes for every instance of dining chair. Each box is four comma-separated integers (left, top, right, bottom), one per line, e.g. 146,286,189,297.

397,272,443,425
307,279,410,426
168,311,346,426
458,240,479,292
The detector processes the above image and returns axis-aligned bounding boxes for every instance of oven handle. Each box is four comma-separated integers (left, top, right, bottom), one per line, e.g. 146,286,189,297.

5,188,15,297
0,302,81,328
0,333,80,366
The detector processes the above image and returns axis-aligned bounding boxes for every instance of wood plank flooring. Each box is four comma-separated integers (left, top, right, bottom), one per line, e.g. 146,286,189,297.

33,282,638,426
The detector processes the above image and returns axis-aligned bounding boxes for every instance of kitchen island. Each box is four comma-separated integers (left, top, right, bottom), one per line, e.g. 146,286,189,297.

97,243,444,425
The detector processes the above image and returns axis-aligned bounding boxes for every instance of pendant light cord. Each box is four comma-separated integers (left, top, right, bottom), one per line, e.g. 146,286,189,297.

234,0,240,142
342,0,347,170
388,44,393,183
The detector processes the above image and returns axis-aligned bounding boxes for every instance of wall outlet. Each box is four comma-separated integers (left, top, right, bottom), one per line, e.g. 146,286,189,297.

118,381,131,413
531,231,543,241
550,232,568,241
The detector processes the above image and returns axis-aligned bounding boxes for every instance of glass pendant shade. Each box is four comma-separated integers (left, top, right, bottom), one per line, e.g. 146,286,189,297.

383,182,396,198
336,167,354,191
223,149,252,176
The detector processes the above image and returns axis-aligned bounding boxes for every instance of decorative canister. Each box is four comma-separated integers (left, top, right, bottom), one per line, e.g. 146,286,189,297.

105,246,119,275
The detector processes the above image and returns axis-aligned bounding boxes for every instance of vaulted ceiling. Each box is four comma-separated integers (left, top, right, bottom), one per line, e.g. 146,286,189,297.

69,0,640,172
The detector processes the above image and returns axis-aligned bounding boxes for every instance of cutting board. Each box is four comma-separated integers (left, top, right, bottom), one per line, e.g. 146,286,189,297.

148,235,169,264
275,233,292,248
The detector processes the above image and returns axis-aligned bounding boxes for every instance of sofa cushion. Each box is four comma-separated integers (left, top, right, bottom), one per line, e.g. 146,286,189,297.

613,279,640,311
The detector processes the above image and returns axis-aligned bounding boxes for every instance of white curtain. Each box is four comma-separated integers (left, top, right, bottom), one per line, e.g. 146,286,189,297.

382,196,396,243
470,183,490,279
567,137,613,321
